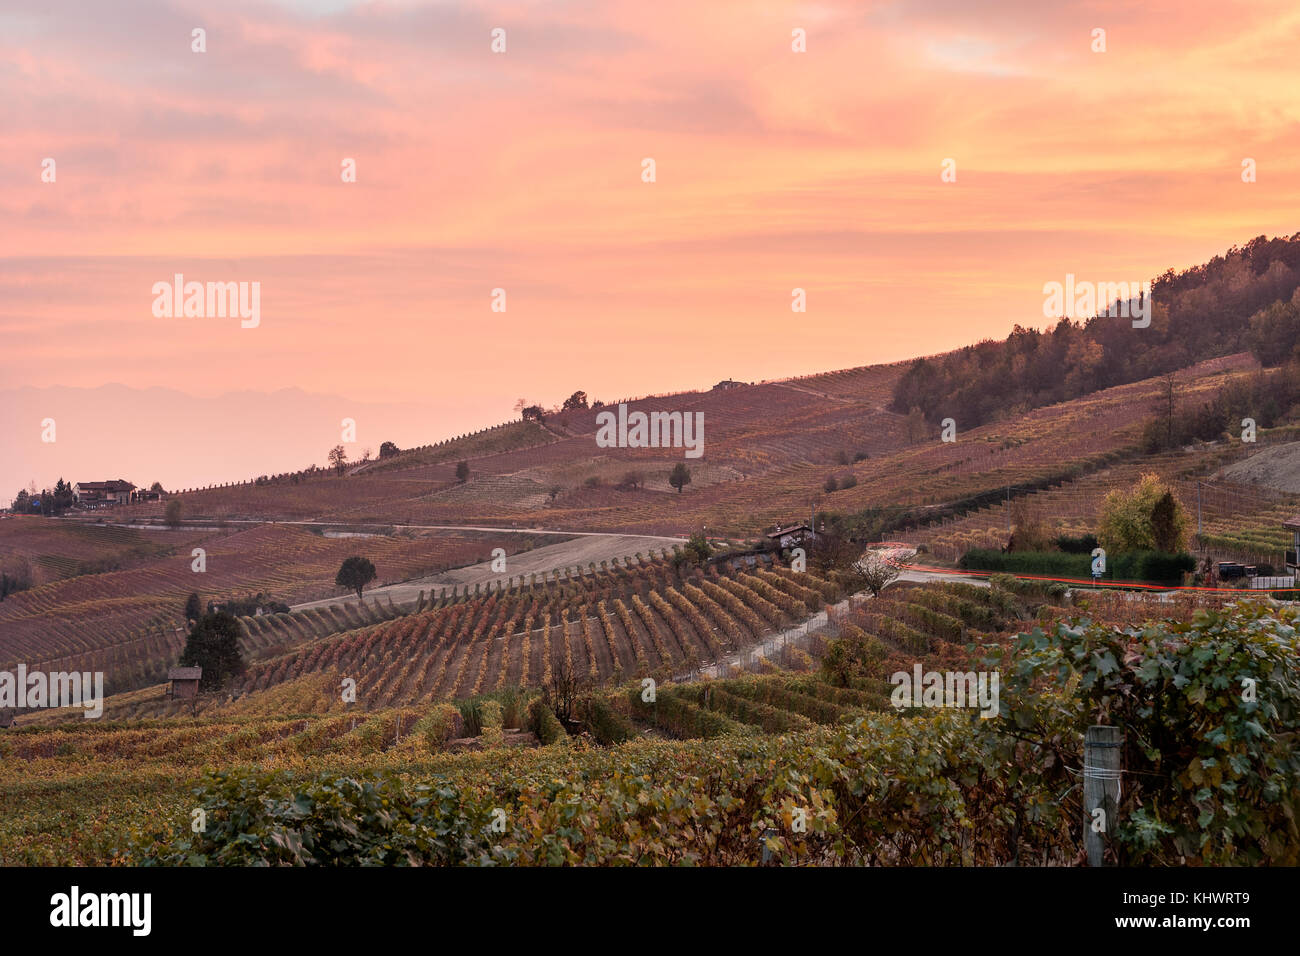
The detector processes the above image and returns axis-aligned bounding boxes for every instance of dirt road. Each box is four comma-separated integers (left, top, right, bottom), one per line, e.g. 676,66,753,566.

293,532,683,612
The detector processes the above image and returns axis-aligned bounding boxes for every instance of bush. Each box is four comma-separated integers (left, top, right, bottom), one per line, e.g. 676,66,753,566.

528,697,570,746
823,476,839,493
139,770,494,866
577,695,634,744
458,700,484,737
684,531,712,564
1055,533,1099,554
415,703,462,750
213,592,289,616
479,700,504,748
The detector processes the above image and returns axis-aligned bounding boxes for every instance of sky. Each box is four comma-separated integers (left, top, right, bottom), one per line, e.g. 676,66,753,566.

3,0,1300,493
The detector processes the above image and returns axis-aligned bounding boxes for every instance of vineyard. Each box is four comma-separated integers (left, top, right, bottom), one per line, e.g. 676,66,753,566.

7,576,1287,867
0,523,537,693
899,437,1300,567
68,352,1261,545
62,551,847,721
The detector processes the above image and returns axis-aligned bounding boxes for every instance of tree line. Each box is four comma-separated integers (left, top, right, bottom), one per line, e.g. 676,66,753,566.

891,233,1300,427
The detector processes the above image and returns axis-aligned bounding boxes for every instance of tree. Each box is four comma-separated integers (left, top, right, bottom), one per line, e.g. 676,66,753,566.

12,489,28,513
379,441,399,459
53,478,73,512
1247,292,1300,366
164,498,182,528
456,460,470,482
150,481,166,494
1161,373,1178,448
1008,499,1052,552
906,406,928,443
548,485,563,503
824,475,839,493
1149,488,1186,553
328,445,348,476
179,611,245,691
669,463,691,493
562,390,588,411
851,551,900,597
619,470,644,491
1097,473,1189,554
184,591,203,622
522,405,545,422
0,560,33,601
335,556,377,600
685,531,712,564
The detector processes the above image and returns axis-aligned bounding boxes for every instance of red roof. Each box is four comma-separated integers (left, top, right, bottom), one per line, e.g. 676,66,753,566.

75,480,135,492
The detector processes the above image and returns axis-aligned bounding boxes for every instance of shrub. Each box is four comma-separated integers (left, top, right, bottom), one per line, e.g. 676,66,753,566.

479,700,504,748
961,549,1194,585
1056,533,1099,554
528,697,569,746
138,770,494,866
577,695,634,744
416,703,461,750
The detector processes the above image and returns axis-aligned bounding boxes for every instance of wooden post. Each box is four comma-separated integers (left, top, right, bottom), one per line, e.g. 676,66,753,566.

1084,725,1122,866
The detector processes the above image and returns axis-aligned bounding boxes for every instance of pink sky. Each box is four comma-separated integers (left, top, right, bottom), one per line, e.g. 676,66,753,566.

3,0,1300,491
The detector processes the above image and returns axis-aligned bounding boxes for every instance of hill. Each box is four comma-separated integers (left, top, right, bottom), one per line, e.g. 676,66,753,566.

1217,440,1300,494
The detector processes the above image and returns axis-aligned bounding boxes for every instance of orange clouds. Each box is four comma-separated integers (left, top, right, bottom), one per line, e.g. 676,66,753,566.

2,0,1299,491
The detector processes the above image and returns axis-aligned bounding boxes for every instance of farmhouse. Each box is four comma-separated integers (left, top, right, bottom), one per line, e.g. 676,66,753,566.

767,524,814,549
713,379,745,390
166,666,202,699
72,480,136,507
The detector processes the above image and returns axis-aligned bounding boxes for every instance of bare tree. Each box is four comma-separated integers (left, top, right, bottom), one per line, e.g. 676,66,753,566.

851,550,900,597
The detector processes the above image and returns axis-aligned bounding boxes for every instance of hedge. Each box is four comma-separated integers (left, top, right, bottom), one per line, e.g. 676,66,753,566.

960,549,1194,585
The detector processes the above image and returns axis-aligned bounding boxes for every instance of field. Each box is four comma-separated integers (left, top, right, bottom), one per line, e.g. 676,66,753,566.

0,523,546,694
3,575,1287,867
91,353,1259,540
901,435,1300,567
0,574,1019,864
5,349,1299,868
19,550,847,722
